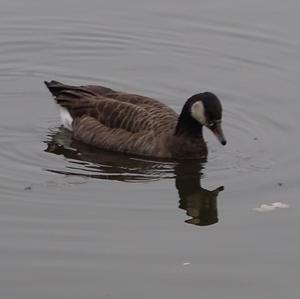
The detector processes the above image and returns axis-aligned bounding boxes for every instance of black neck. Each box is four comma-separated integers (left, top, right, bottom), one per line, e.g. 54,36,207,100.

175,108,203,138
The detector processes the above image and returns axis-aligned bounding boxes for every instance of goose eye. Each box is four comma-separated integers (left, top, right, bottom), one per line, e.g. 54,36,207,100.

208,120,221,127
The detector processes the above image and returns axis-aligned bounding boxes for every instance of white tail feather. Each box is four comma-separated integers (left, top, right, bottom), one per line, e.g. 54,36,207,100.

57,105,73,130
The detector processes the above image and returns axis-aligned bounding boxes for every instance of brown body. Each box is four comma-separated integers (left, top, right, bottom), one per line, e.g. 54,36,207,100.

45,81,209,159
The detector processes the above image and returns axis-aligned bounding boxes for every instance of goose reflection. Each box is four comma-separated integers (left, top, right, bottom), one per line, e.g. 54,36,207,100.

175,162,224,226
45,128,224,226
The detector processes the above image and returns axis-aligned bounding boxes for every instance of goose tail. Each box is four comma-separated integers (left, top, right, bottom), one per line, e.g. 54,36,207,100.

44,80,74,130
44,80,69,97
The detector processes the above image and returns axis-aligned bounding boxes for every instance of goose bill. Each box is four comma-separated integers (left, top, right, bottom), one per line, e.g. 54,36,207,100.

211,123,226,146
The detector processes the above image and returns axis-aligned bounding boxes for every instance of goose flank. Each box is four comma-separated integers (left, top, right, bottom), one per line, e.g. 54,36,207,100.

45,81,226,159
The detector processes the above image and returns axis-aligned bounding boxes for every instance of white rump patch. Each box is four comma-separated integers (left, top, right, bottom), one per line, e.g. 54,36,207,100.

57,105,73,131
191,101,206,125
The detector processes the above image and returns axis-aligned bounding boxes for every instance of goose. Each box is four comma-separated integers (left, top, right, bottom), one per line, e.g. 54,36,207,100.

44,80,226,159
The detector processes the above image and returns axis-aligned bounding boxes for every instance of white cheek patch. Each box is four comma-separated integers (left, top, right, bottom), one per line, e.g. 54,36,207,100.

191,101,207,125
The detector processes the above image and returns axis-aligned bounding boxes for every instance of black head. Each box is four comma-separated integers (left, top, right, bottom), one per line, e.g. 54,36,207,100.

176,92,226,145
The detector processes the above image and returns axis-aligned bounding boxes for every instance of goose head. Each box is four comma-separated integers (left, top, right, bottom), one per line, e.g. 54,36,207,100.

176,92,227,145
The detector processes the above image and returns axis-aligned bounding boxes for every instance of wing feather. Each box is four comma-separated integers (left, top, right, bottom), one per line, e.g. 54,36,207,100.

55,91,177,133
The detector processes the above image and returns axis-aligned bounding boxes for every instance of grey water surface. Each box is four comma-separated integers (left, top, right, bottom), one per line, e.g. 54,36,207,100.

0,0,300,298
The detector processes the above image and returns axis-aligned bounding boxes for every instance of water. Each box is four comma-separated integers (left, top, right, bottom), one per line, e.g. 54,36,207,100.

1,0,300,298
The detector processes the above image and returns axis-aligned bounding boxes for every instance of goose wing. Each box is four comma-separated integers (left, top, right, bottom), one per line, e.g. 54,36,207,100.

45,80,178,133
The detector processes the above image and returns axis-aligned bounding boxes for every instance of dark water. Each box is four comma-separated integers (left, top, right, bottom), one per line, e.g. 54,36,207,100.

1,0,300,298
